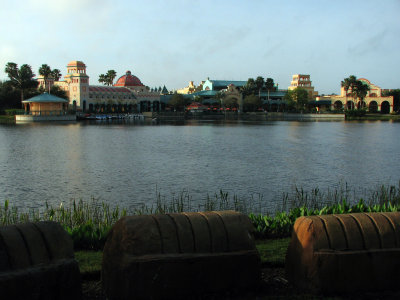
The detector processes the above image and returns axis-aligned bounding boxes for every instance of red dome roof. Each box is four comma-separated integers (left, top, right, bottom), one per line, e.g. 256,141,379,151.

114,71,144,87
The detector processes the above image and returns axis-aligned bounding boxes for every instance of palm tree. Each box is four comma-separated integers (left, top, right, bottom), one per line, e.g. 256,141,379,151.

354,81,370,109
52,69,62,81
39,64,53,92
214,91,226,110
99,74,107,85
265,78,275,102
106,70,117,86
255,76,264,99
4,62,38,104
341,75,357,110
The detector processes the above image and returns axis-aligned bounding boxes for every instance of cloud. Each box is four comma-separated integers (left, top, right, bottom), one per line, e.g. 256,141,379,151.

347,30,387,57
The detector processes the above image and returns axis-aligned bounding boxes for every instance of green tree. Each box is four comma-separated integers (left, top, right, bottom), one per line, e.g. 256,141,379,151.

52,69,62,81
0,80,20,109
224,97,238,109
241,78,257,97
354,80,370,109
4,62,38,104
265,78,275,101
106,70,117,86
169,92,186,111
341,75,370,110
255,76,264,97
284,88,309,112
39,64,53,92
98,74,107,85
244,94,262,112
214,91,226,109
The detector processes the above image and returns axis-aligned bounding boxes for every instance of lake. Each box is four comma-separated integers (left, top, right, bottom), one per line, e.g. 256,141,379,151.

0,119,399,213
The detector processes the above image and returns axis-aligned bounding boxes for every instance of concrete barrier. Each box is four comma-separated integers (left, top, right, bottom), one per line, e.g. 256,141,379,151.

102,211,261,299
286,212,400,293
0,221,81,299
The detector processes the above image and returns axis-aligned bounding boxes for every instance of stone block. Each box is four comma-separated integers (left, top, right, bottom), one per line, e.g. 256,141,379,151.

286,212,400,293
102,211,260,299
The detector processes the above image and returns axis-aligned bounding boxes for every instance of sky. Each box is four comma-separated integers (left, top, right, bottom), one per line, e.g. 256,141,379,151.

1,0,399,94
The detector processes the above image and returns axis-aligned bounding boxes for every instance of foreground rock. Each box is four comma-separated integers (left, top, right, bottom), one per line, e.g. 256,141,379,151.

286,212,400,294
102,211,261,299
0,221,82,299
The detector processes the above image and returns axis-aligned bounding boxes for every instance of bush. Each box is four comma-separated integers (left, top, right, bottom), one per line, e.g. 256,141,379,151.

345,109,366,118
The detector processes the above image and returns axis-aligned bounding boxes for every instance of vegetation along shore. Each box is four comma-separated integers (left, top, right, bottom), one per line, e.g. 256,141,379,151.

2,183,400,298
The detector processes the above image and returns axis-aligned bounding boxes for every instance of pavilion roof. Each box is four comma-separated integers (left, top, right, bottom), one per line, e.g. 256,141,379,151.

22,93,69,103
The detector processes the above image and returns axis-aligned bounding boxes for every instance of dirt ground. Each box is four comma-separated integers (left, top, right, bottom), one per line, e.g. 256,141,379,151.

81,267,400,299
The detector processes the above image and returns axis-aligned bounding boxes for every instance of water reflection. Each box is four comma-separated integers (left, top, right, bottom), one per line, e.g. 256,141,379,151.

0,120,399,213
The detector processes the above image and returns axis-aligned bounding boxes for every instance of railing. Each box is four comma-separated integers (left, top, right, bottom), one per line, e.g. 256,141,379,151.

25,110,69,116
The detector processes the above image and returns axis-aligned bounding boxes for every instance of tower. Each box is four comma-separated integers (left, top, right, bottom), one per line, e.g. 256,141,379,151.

64,61,89,111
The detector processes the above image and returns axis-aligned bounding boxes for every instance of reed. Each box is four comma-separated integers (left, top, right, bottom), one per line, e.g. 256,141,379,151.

1,182,399,249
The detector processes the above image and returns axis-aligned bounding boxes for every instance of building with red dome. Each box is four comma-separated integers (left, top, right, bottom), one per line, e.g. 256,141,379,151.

38,61,162,113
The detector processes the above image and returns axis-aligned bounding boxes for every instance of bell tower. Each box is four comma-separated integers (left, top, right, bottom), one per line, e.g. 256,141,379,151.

64,61,89,111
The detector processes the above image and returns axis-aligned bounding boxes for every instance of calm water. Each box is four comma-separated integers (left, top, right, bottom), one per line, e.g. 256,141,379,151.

0,120,399,213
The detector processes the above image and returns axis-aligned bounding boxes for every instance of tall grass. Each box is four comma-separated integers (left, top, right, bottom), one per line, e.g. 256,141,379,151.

1,182,400,249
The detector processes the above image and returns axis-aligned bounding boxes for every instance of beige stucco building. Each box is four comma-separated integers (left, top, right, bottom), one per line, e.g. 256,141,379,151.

329,78,393,113
37,61,161,113
288,74,318,100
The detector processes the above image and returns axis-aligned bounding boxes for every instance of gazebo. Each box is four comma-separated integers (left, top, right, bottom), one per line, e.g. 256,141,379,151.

16,93,76,122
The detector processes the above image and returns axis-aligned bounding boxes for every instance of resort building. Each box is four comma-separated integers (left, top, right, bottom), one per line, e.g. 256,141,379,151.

37,61,162,113
288,74,318,100
176,81,204,94
329,78,394,113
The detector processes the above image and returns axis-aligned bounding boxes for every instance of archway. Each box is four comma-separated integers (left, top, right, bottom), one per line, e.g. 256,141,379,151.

89,103,94,112
381,101,390,114
73,100,77,111
334,101,343,111
346,101,354,110
83,100,87,112
357,101,366,110
369,101,378,113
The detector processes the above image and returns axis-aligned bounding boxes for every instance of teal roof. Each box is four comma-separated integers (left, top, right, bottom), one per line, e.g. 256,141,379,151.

260,90,287,97
209,80,247,88
22,93,69,103
192,90,218,97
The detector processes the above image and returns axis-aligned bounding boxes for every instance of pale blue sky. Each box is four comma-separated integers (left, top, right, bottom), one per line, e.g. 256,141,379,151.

1,0,399,94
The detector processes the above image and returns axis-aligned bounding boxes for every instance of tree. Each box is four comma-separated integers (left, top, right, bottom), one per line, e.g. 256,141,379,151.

354,80,370,109
4,62,38,104
341,75,356,109
214,91,226,109
341,75,370,110
265,78,275,101
98,74,107,85
52,69,62,81
284,88,309,112
224,97,238,109
255,76,264,97
243,94,262,112
241,78,257,97
0,80,20,109
39,64,53,92
169,92,186,111
106,70,117,86
98,70,117,86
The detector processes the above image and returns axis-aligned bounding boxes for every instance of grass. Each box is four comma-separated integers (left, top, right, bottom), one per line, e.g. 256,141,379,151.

0,115,14,123
256,238,290,267
75,250,103,274
1,182,400,250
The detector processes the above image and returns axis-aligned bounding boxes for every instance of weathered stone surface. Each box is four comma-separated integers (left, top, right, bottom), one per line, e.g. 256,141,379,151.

102,211,260,300
286,212,400,293
0,221,81,299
